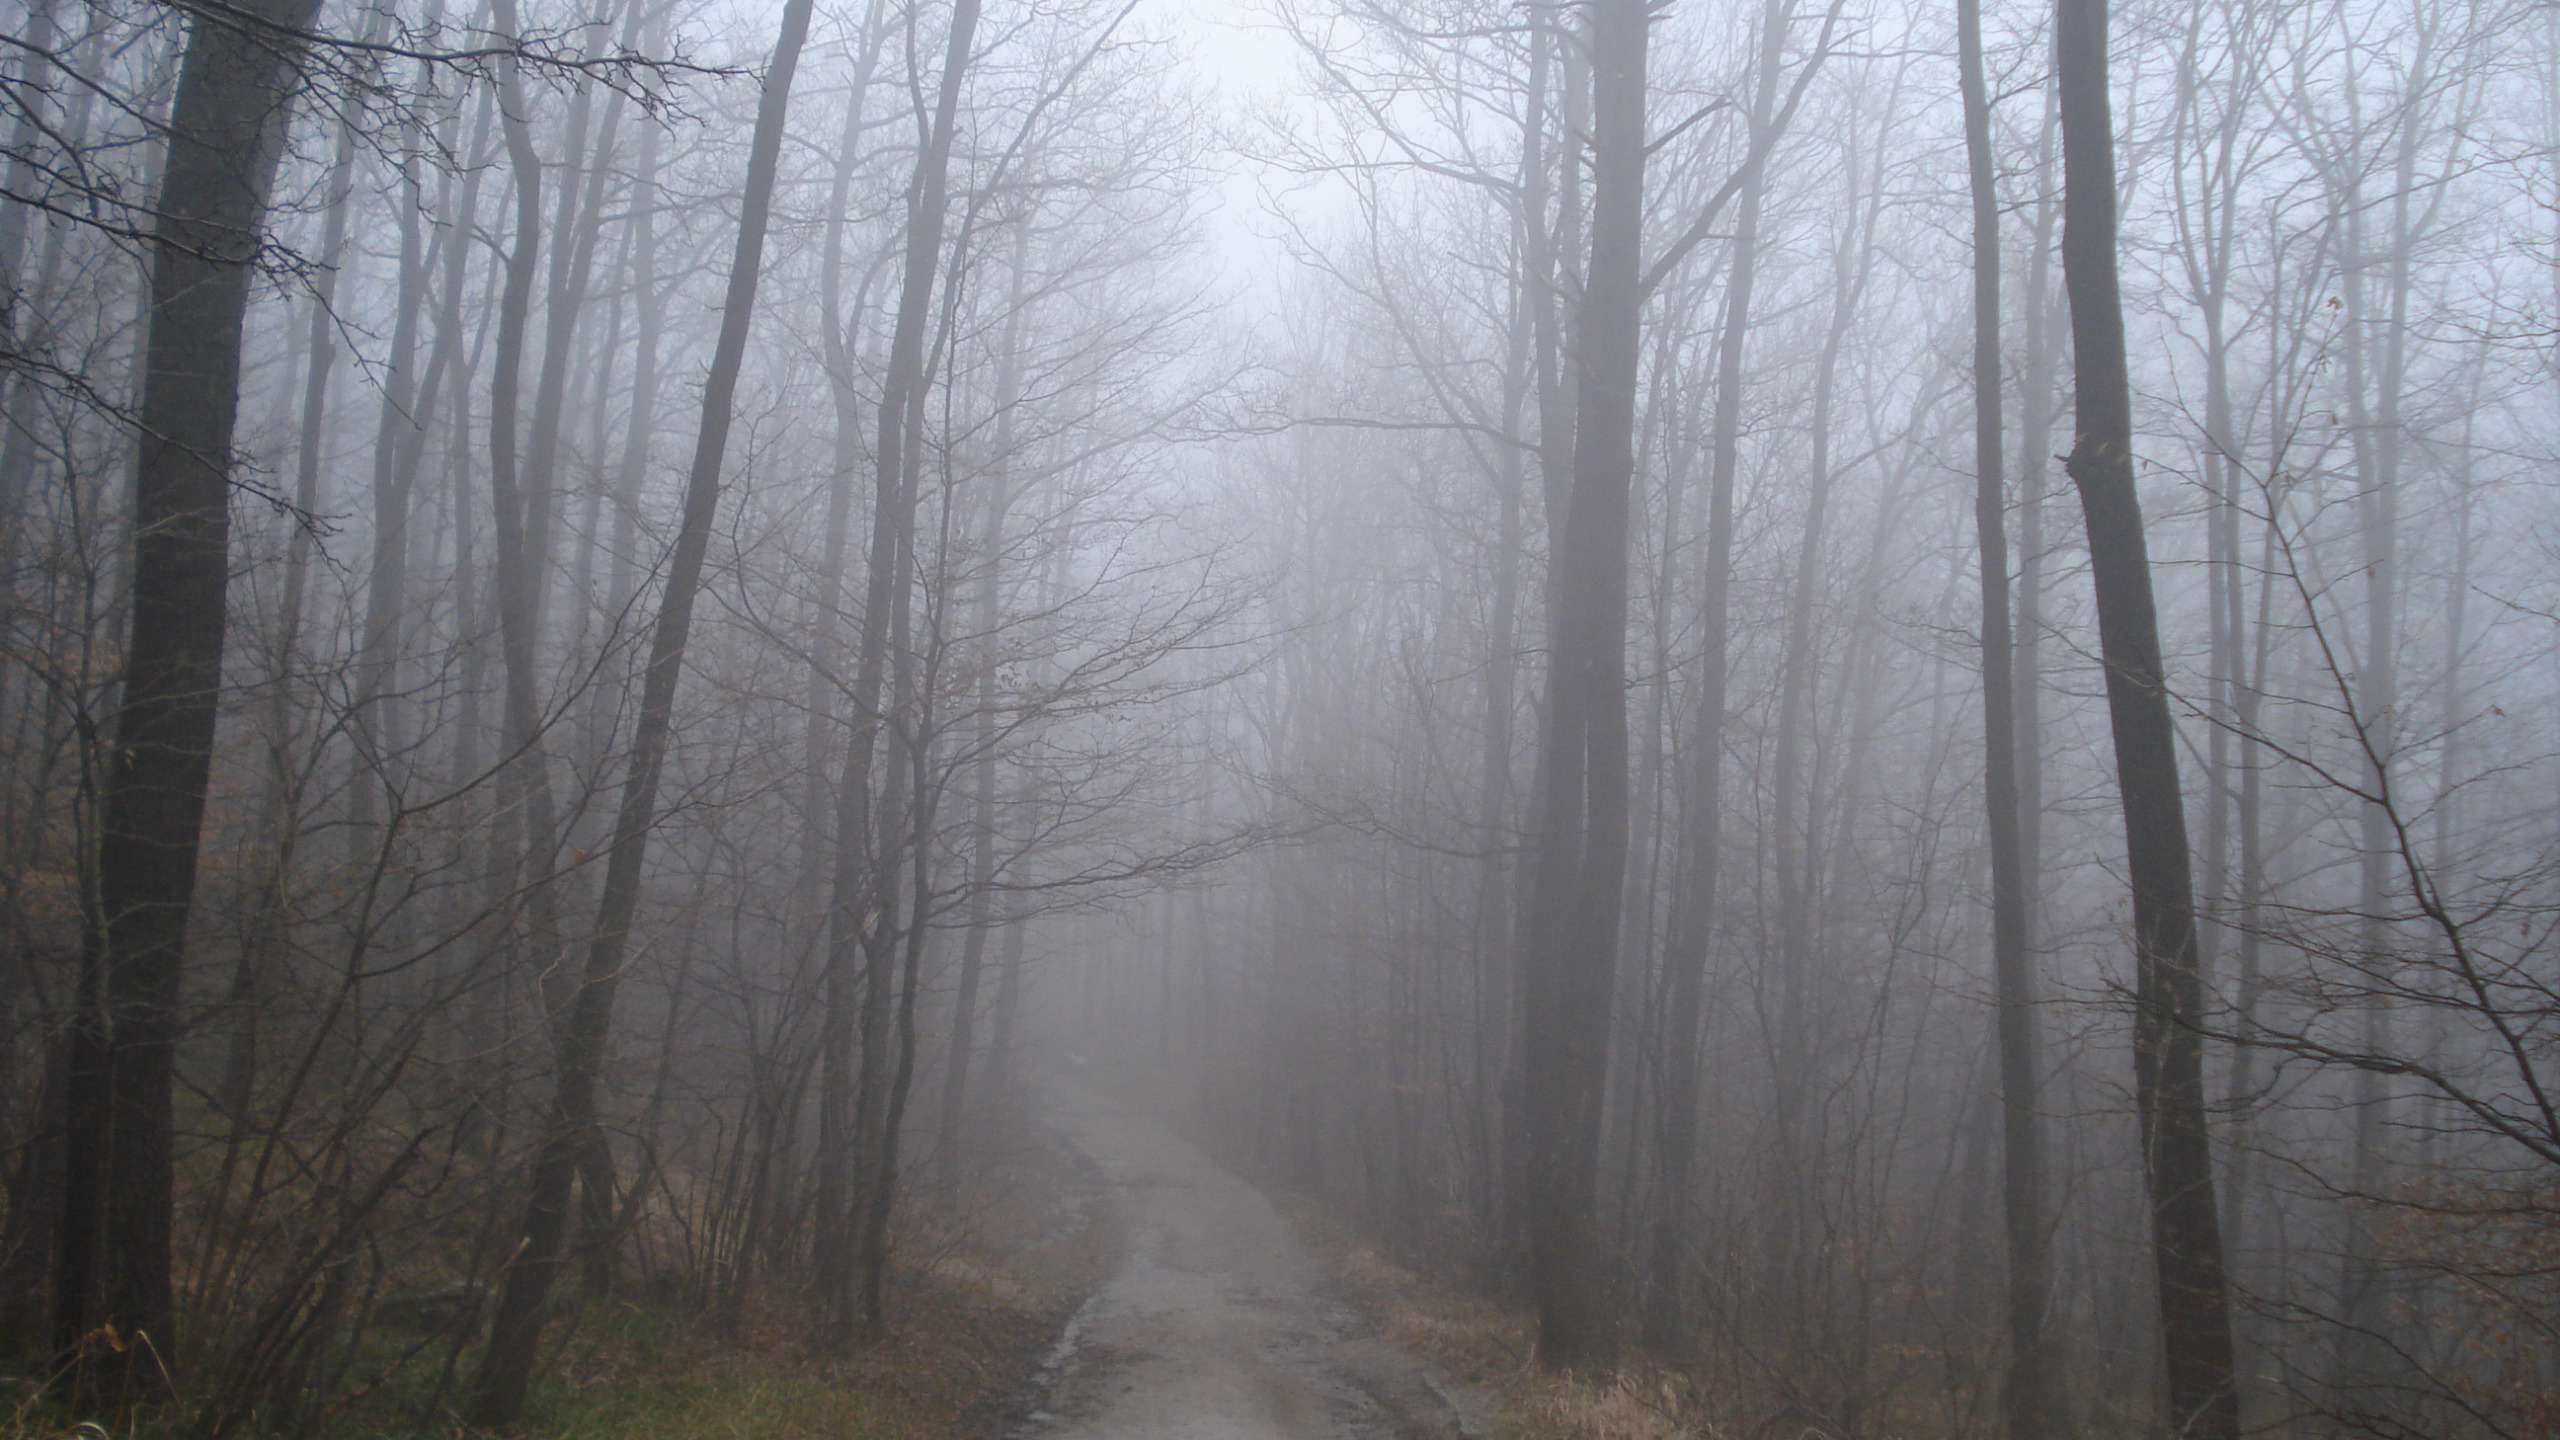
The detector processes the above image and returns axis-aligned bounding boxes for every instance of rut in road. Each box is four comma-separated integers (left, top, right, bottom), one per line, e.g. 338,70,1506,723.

1019,1093,1481,1440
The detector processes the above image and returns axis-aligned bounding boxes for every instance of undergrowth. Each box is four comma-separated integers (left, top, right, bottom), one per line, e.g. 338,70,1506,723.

2,1274,1039,1440
1309,1229,1699,1440
0,1139,1110,1440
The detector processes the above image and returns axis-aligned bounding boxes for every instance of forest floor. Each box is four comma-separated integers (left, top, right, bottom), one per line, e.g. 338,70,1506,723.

392,1123,1120,1440
7,1098,1699,1440
1,1127,1110,1440
504,1216,1106,1440
529,1091,1733,1440
1285,1224,1700,1440
1258,1181,1701,1440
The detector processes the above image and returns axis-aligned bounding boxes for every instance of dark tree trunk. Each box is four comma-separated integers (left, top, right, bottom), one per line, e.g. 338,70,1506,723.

1960,1,2055,1431
856,764,938,1331
48,0,322,1390
2052,0,2239,1433
1517,0,1645,1375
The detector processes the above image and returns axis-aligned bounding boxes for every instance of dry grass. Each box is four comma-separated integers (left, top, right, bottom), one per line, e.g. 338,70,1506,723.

2,1135,1111,1440
514,1133,1112,1440
1299,1221,1721,1440
535,1268,1069,1440
0,1274,1068,1440
537,1318,926,1440
533,1175,1107,1440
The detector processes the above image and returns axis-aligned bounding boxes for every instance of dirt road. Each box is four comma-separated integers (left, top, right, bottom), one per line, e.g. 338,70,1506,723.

1020,1093,1477,1440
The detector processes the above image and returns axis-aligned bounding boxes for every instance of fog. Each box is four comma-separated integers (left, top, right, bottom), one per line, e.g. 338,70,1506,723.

2,0,2555,1432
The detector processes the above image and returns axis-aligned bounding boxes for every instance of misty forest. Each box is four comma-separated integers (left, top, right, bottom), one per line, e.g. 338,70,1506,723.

0,0,2554,1432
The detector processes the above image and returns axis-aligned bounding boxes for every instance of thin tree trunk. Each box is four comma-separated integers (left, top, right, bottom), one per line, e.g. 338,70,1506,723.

1961,2,2054,1429
821,0,982,1336
348,22,457,826
1500,5,1565,1280
857,745,940,1330
1647,0,1786,1352
2015,87,2059,962
204,62,376,1276
467,0,819,1417
939,226,1030,1155
986,908,1028,1111
805,0,890,1293
602,97,664,643
485,0,566,983
0,0,58,593
1470,45,1538,1232
521,2,639,671
1766,116,1873,1340
2335,33,2440,1402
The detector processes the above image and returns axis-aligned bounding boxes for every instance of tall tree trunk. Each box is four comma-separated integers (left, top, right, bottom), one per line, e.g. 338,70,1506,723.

1646,0,1786,1352
1765,115,1873,1348
1471,30,1541,1233
600,83,663,657
206,54,380,1273
820,0,982,1337
485,0,567,985
0,0,58,595
466,0,818,1417
2218,469,2275,1257
2052,0,2239,1432
50,0,323,1389
805,0,889,1291
856,741,940,1330
1500,4,1566,1280
521,1,640,677
940,225,1030,1156
235,77,361,1110
1960,2,2054,1430
2334,31,2439,1404
348,21,457,828
2015,88,2059,967
1518,0,1645,1375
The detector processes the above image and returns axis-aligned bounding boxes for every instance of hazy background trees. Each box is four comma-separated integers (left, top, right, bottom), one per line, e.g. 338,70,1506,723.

3,0,2558,1433
1117,0,2560,1434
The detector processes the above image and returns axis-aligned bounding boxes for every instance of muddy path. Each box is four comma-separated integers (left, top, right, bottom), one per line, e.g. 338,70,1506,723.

1017,1091,1479,1440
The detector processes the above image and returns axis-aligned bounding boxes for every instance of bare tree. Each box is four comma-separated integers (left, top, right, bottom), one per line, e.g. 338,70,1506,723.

1960,0,2053,1430
49,0,324,1394
1513,0,1649,1374
2053,0,2239,1431
466,0,820,1420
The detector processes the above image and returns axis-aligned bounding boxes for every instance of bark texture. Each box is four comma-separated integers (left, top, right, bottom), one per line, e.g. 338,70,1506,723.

2053,0,2239,1432
50,0,322,1388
